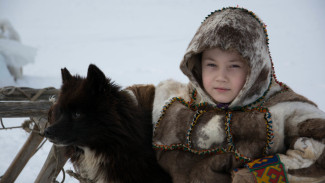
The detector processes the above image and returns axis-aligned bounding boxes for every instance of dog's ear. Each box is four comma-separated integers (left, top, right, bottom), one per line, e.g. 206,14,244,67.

61,68,72,83
87,64,107,93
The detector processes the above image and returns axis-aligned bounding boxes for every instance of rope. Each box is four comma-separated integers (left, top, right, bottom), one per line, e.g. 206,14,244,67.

31,88,48,101
0,125,22,130
0,86,54,131
22,119,33,133
60,168,66,183
33,139,48,156
0,118,5,128
0,86,32,99
50,145,68,183
0,119,38,132
51,168,66,183
0,118,23,130
0,86,60,181
0,86,56,101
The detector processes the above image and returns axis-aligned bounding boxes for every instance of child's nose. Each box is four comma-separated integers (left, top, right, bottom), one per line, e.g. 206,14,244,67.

215,68,227,82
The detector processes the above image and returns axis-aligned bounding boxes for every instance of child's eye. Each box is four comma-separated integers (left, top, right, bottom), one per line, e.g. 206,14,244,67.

207,63,216,67
230,64,241,68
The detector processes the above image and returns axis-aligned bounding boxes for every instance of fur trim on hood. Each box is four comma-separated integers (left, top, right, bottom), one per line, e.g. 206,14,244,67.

180,7,274,108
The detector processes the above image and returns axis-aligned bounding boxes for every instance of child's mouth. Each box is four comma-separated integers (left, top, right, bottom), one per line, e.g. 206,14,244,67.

215,88,230,92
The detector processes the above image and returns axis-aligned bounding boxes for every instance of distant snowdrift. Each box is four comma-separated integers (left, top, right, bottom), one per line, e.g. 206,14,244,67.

0,18,36,84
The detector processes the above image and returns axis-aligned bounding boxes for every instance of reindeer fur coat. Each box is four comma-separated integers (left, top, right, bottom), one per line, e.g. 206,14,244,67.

127,7,325,183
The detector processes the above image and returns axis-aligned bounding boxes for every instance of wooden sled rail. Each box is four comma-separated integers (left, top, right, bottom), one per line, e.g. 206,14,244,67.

0,86,59,101
0,101,52,117
0,86,68,183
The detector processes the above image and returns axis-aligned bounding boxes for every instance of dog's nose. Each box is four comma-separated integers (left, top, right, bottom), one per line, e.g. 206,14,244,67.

44,128,52,138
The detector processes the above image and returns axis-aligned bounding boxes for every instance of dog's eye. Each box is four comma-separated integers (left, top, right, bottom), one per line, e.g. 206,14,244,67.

72,112,81,119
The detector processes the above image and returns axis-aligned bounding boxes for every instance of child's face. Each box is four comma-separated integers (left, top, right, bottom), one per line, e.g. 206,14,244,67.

202,48,248,103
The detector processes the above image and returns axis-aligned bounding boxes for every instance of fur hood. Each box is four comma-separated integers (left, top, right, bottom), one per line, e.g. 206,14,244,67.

180,7,273,108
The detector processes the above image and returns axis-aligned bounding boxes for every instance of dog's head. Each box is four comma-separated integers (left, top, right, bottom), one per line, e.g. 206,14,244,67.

45,64,121,147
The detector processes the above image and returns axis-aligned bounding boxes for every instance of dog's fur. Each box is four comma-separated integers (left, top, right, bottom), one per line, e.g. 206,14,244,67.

45,64,171,183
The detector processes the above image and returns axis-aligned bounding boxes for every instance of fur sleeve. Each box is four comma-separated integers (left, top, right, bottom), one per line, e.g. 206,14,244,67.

125,84,156,123
269,101,325,180
125,80,191,126
269,101,325,139
152,79,191,125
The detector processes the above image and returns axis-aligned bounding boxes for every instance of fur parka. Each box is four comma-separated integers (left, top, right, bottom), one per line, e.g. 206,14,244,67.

128,7,325,183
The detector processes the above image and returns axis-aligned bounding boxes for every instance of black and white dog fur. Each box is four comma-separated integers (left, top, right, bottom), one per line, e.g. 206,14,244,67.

45,64,171,183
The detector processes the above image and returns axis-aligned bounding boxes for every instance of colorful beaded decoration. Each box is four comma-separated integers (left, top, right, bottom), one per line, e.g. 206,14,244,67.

153,94,249,162
152,96,230,157
186,109,206,148
153,7,289,164
152,90,274,162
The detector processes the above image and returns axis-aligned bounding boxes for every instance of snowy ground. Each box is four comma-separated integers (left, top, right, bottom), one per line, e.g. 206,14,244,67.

0,0,324,182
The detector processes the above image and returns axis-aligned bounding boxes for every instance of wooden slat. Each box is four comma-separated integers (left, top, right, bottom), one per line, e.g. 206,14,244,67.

0,87,59,101
35,145,68,183
0,86,63,182
0,101,52,117
0,125,44,183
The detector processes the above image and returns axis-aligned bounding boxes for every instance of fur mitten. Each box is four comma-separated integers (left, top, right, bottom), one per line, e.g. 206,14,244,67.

233,138,325,183
279,137,325,183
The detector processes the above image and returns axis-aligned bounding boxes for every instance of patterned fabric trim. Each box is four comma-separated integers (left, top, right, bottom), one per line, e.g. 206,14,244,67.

245,155,288,183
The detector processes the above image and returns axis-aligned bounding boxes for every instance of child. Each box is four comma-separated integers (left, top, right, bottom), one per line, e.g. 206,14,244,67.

128,7,325,182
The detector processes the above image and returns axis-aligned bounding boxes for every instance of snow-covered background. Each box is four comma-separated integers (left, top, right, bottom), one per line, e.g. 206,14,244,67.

0,0,324,182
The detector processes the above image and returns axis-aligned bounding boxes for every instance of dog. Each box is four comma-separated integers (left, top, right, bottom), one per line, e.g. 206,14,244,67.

45,64,171,183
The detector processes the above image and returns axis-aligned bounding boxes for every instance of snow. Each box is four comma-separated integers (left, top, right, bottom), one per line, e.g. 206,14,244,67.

0,0,324,182
0,57,15,86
